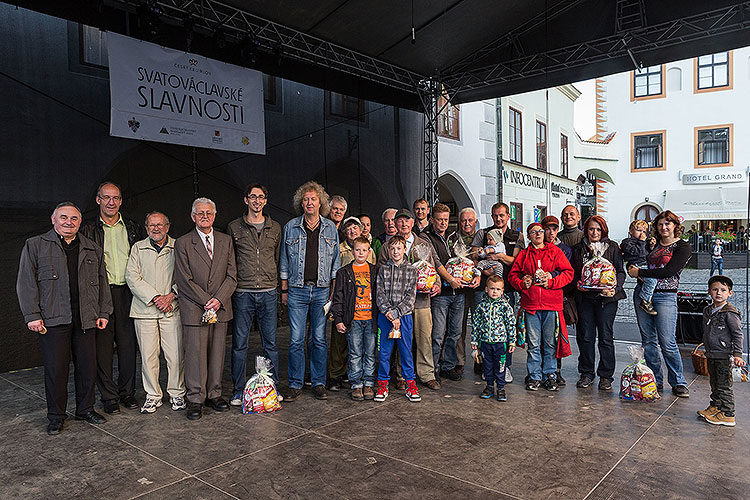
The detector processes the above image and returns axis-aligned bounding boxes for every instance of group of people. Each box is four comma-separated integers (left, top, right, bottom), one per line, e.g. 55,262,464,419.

17,180,744,436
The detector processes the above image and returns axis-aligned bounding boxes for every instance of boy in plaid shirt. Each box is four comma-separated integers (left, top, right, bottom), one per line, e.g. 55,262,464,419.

471,275,516,401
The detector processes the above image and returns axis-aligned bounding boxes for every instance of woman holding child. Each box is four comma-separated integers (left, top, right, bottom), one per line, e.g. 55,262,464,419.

570,216,626,391
628,210,691,398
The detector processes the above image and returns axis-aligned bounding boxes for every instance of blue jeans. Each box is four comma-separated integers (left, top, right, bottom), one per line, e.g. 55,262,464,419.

377,313,415,381
288,285,329,389
231,291,279,396
346,319,376,388
636,265,657,302
431,294,465,372
524,310,557,381
710,257,723,276
634,287,687,387
480,342,508,388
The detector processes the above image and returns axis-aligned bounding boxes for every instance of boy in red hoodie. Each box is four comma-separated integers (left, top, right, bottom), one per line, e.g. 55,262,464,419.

509,223,574,391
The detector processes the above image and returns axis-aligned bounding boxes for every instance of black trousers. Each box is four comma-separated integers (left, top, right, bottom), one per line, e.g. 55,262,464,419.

708,357,734,415
96,285,137,402
576,296,617,381
40,323,96,422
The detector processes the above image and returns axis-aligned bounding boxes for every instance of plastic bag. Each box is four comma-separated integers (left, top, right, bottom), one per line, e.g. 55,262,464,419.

412,244,437,292
243,356,281,414
620,346,660,401
578,242,616,290
445,238,480,283
732,364,748,383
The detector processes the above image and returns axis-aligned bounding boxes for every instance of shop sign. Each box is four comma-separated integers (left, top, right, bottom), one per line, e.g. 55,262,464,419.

503,167,548,190
551,181,575,198
682,169,746,185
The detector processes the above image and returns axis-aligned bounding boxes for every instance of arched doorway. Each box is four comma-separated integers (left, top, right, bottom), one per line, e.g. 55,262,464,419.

633,203,661,223
438,170,478,227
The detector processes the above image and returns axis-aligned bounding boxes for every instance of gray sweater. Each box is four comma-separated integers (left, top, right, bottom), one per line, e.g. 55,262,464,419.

376,260,417,320
702,302,743,358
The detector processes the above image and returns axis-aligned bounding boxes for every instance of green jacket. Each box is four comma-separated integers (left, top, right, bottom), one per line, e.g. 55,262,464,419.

471,294,516,345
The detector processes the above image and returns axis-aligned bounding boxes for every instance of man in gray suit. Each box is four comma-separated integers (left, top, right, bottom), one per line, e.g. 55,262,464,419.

174,198,237,420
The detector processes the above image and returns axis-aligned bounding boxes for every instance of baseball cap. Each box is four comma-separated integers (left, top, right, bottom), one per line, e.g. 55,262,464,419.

341,216,362,229
541,215,560,228
394,208,414,220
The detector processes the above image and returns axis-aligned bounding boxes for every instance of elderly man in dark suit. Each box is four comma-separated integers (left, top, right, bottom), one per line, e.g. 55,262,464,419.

175,197,237,420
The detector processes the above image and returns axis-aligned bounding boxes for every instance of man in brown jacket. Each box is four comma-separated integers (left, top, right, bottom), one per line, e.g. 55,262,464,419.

174,198,237,420
17,202,112,435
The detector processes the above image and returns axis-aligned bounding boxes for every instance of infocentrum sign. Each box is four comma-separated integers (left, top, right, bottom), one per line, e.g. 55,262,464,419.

503,166,548,189
682,169,746,185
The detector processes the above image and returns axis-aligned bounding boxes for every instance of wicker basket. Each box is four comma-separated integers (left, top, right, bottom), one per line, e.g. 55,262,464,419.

691,343,709,376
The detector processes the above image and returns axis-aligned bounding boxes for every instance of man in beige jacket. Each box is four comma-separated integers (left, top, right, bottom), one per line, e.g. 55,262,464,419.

125,212,186,414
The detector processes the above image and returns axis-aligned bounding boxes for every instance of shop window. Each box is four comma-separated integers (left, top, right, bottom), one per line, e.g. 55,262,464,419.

632,65,664,99
437,96,460,140
631,131,666,172
329,92,365,121
80,24,108,69
509,107,522,163
560,133,569,178
536,120,547,171
694,51,732,93
695,125,733,168
509,202,523,232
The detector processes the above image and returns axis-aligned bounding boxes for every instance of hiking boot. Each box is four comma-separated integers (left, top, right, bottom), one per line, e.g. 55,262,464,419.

479,386,494,399
496,388,507,402
395,378,406,391
425,379,441,390
704,411,736,427
327,378,341,392
576,376,593,388
405,380,421,402
526,379,541,391
351,387,364,401
440,369,461,381
598,378,613,391
363,386,375,400
284,388,301,402
543,376,558,392
556,371,566,386
639,299,658,316
697,405,720,419
374,380,389,402
672,385,690,398
312,385,328,400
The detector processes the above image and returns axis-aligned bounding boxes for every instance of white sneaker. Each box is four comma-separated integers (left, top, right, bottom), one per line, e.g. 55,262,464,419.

229,397,243,407
505,368,513,383
170,396,186,411
141,396,163,414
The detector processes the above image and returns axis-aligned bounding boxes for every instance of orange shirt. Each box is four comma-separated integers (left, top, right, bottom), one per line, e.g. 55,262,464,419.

352,263,372,320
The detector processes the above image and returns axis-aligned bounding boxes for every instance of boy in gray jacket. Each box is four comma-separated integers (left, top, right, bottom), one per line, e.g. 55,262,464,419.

698,275,745,427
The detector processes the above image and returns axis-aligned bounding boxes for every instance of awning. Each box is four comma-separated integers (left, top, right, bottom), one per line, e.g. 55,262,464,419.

664,186,748,220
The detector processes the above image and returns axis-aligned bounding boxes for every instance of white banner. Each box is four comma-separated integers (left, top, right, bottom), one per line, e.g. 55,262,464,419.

107,33,265,154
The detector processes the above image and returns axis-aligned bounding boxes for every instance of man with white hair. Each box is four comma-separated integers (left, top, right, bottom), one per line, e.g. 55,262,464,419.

456,207,479,373
329,195,348,233
174,198,237,420
373,208,397,260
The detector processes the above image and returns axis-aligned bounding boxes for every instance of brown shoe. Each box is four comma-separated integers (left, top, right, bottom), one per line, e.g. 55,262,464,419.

697,405,720,419
455,364,464,374
704,411,736,427
425,379,441,390
395,378,406,391
351,387,364,401
362,386,375,400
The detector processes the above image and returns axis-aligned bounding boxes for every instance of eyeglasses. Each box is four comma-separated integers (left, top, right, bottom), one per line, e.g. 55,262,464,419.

194,211,215,218
98,195,121,202
529,230,544,236
147,223,166,229
247,195,266,201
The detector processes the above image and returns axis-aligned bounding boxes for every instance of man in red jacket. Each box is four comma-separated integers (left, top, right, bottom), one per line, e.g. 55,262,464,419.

509,223,573,392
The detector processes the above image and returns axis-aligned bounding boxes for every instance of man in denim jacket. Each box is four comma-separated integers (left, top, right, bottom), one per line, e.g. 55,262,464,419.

280,181,341,401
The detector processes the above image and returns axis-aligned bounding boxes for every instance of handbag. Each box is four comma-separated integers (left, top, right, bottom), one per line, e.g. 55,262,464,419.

562,296,578,325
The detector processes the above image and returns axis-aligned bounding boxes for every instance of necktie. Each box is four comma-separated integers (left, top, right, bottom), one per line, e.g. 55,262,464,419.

205,235,213,260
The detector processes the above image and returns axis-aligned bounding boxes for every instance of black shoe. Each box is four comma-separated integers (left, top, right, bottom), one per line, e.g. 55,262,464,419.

102,400,120,414
638,299,658,316
46,420,63,435
672,385,690,398
186,402,202,420
75,411,107,425
312,385,328,400
543,376,558,391
479,386,494,399
440,369,462,381
496,388,507,402
327,378,341,392
284,388,302,402
526,380,541,391
598,378,613,391
556,371,566,386
121,396,139,409
205,397,230,412
576,376,593,388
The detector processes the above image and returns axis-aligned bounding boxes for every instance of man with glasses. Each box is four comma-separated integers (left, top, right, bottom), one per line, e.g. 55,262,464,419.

125,212,186,414
81,182,144,415
227,184,282,406
175,198,237,420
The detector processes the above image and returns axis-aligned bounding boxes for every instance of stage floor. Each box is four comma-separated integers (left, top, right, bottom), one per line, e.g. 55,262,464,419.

1,327,748,500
